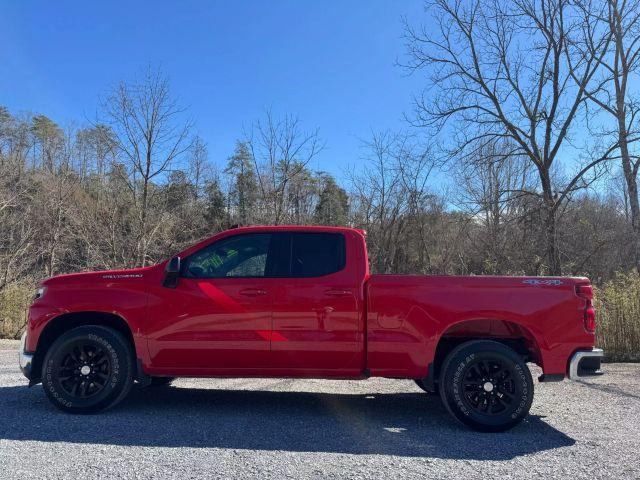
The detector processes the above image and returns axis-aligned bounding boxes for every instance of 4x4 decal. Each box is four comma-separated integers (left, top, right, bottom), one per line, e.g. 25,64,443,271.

522,279,563,286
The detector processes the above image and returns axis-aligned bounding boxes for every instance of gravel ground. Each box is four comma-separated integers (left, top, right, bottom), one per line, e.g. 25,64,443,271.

0,339,638,479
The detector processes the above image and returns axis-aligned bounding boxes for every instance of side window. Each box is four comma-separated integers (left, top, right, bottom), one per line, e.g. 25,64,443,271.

290,233,346,277
182,234,271,278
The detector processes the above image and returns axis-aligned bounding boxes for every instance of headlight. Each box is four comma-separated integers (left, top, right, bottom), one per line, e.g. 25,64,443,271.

34,286,46,300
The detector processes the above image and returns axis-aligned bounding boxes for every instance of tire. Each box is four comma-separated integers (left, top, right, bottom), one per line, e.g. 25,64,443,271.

414,379,436,394
41,325,135,414
438,340,534,432
149,376,175,387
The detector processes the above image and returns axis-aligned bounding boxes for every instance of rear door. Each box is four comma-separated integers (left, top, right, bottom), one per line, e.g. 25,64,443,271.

270,232,364,374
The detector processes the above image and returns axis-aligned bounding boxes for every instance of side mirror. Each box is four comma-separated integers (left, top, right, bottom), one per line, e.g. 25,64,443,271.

163,256,181,288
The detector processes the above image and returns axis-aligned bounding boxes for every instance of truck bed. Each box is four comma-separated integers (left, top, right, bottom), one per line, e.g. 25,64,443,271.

365,275,595,378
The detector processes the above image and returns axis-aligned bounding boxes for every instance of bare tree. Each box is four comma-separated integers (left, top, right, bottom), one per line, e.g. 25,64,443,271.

188,135,210,202
0,170,34,291
75,125,116,181
576,0,640,271
350,132,442,273
37,172,77,277
100,68,193,266
404,0,613,274
456,141,535,273
247,110,323,224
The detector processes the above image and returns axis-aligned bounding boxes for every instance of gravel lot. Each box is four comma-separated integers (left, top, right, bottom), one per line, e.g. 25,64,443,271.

0,339,638,479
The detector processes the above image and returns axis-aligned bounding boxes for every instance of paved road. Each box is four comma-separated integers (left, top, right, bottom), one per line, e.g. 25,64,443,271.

0,339,638,479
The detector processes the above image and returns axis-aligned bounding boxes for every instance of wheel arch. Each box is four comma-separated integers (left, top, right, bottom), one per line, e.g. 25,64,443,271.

31,311,135,383
429,318,542,387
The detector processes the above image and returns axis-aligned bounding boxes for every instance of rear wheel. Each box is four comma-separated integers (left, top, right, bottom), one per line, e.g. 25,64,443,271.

41,325,135,414
439,340,534,432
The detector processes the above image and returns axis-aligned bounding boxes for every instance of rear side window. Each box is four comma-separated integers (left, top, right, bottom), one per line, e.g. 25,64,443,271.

289,233,345,277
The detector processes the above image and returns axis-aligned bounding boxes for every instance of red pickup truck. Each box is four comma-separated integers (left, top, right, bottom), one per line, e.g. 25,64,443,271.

19,225,603,431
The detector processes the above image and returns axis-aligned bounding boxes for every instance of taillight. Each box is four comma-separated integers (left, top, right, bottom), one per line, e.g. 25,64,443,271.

576,284,596,333
576,284,593,299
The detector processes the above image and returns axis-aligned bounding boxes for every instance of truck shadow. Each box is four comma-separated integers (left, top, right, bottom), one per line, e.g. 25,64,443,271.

0,383,574,459
575,379,640,400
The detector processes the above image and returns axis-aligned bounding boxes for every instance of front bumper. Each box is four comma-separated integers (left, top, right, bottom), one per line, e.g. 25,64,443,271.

18,331,34,380
568,348,604,380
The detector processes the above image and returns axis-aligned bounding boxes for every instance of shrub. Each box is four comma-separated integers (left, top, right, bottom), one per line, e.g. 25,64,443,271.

0,282,34,339
595,272,640,362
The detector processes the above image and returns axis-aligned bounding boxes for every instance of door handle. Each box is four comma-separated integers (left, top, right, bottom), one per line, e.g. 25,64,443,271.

324,289,351,297
239,288,267,297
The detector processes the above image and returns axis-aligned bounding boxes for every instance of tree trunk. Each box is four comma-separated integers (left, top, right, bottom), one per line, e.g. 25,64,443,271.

610,0,640,273
138,178,149,267
541,172,561,275
620,130,640,273
545,205,561,275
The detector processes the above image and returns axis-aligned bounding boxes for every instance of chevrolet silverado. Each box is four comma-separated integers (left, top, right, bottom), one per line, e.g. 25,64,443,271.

19,225,603,431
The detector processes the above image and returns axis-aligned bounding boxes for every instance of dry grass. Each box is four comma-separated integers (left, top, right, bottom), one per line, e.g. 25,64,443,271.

0,282,33,339
595,272,640,362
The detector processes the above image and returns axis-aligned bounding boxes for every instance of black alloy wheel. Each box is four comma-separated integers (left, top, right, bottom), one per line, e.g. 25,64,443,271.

42,325,135,413
56,340,112,398
459,357,517,416
439,340,534,432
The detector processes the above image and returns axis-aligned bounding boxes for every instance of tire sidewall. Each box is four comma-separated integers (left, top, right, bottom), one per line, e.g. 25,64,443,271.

415,378,438,394
440,341,534,432
42,326,133,413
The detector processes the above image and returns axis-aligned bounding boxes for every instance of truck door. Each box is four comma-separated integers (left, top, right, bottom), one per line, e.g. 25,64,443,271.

146,233,279,372
270,232,364,374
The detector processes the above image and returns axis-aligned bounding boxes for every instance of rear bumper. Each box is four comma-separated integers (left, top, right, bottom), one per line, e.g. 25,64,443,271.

18,331,34,380
568,348,604,380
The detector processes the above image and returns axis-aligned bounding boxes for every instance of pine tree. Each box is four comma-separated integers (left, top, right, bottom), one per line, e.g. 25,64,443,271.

225,141,258,225
204,179,227,231
31,115,63,171
314,173,349,226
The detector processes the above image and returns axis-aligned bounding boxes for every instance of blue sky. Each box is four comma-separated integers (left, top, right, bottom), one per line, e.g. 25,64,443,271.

0,0,427,179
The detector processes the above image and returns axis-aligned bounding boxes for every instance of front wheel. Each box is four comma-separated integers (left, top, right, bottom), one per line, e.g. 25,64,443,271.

148,376,175,387
439,340,534,432
41,325,135,414
414,379,436,394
